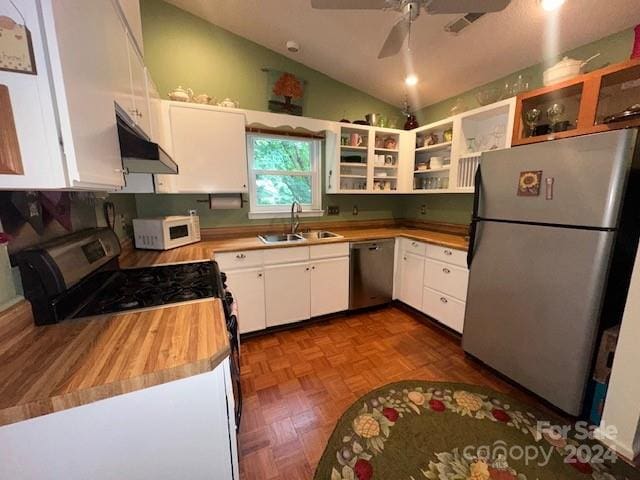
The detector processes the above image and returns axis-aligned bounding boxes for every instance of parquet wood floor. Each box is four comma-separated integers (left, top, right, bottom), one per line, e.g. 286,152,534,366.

237,305,553,480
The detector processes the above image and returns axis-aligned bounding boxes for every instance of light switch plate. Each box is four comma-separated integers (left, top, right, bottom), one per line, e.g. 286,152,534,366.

327,205,340,215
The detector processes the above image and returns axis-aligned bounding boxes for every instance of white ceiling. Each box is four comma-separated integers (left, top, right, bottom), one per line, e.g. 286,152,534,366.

164,0,640,109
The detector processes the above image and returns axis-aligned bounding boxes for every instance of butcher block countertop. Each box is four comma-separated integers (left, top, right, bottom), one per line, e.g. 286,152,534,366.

120,227,469,268
0,298,229,427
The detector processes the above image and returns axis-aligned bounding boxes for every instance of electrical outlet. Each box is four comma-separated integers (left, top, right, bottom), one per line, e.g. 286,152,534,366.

327,205,340,215
352,205,359,216
420,204,427,215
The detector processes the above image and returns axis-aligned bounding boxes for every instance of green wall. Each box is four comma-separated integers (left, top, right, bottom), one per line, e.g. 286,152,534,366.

417,28,635,125
141,0,401,124
139,0,410,229
138,2,636,229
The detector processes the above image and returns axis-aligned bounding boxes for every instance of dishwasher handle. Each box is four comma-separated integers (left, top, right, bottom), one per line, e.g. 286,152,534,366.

350,239,395,252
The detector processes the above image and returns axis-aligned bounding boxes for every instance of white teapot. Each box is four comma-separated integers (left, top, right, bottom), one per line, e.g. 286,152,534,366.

168,86,193,102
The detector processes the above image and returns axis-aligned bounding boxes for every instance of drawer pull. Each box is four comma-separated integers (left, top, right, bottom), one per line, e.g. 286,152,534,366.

411,241,418,247
444,250,453,256
440,297,448,304
236,253,246,259
257,272,263,278
442,267,450,274
305,267,310,271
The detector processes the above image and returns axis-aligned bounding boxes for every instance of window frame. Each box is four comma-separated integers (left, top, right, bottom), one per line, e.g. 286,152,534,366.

246,132,323,218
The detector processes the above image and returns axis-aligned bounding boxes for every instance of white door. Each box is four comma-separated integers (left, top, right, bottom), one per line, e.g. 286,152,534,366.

264,262,311,327
225,268,266,334
127,35,151,137
169,105,248,193
43,0,126,188
399,252,425,310
310,257,349,317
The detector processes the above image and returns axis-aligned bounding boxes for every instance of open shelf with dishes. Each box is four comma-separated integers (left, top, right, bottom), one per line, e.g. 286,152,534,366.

456,97,516,191
328,124,411,193
412,119,454,193
326,98,517,194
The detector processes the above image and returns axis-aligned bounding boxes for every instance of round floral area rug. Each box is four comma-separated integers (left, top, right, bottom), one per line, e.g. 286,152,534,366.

313,381,640,480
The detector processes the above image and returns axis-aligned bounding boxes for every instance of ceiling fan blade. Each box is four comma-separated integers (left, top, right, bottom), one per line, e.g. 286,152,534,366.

424,0,511,14
378,16,411,59
311,0,393,9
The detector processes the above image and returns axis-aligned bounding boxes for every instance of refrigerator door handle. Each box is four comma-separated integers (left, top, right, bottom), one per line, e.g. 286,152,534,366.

467,164,482,269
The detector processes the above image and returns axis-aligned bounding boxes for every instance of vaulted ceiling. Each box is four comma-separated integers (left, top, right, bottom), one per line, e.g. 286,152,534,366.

165,0,640,109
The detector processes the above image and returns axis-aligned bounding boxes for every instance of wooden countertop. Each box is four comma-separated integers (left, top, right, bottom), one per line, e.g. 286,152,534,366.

120,227,468,268
0,299,229,427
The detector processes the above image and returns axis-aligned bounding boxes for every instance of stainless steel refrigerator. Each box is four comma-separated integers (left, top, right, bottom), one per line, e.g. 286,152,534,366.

463,129,640,416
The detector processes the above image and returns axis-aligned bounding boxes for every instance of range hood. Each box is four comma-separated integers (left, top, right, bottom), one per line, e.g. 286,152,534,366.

116,112,178,175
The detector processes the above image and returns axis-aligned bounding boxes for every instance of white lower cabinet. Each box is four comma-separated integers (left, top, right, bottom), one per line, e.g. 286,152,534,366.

265,262,311,327
219,244,350,332
398,252,426,310
424,258,469,301
422,287,466,333
395,239,469,334
310,257,349,317
225,268,266,334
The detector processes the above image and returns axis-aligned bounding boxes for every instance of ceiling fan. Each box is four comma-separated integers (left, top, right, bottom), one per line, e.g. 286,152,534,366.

310,0,512,59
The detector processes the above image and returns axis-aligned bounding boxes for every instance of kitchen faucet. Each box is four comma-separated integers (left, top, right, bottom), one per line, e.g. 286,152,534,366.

290,201,302,234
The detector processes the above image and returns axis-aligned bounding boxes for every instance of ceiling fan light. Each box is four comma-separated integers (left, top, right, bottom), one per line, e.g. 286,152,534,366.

405,74,418,86
539,0,566,11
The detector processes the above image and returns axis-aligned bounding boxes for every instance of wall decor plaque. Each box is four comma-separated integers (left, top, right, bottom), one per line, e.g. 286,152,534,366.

0,3,37,75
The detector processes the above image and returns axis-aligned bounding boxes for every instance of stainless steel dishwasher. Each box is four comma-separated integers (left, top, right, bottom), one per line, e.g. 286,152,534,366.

349,239,395,310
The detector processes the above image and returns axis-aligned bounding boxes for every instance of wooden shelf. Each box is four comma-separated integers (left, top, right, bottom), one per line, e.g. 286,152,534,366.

374,148,399,153
340,174,367,178
341,145,367,151
340,162,367,167
374,176,397,179
415,141,452,152
373,165,398,169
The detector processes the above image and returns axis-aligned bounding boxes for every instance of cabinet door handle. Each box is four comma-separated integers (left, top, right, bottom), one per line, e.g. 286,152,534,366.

444,250,452,256
311,266,315,270
440,297,448,304
411,242,418,247
257,272,263,278
403,256,407,261
236,253,246,259
442,268,450,274
305,267,310,271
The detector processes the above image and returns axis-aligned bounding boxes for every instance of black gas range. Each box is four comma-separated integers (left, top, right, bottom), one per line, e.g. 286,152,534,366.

12,228,230,323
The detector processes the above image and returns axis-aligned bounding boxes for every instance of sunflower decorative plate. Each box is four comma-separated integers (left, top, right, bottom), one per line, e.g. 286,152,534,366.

517,171,542,196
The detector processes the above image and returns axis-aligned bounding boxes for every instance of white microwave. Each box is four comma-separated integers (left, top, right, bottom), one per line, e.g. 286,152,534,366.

132,215,201,250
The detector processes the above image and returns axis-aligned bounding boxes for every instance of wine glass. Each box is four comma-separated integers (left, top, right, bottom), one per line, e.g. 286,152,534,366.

491,124,507,150
547,103,565,132
466,137,476,153
525,108,541,137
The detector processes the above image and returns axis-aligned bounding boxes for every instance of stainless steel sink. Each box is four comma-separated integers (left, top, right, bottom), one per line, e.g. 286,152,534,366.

258,233,305,244
299,230,343,240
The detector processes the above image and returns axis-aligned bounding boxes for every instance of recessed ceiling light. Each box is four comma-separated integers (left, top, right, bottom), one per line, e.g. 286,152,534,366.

405,75,418,86
539,0,566,11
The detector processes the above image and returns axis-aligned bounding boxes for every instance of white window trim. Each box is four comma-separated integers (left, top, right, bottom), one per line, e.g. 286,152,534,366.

247,133,323,218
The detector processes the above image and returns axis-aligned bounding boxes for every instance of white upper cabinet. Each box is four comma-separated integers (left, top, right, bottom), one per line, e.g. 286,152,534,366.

41,0,127,189
127,35,151,138
0,0,158,191
116,0,144,55
0,0,65,189
164,103,249,193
